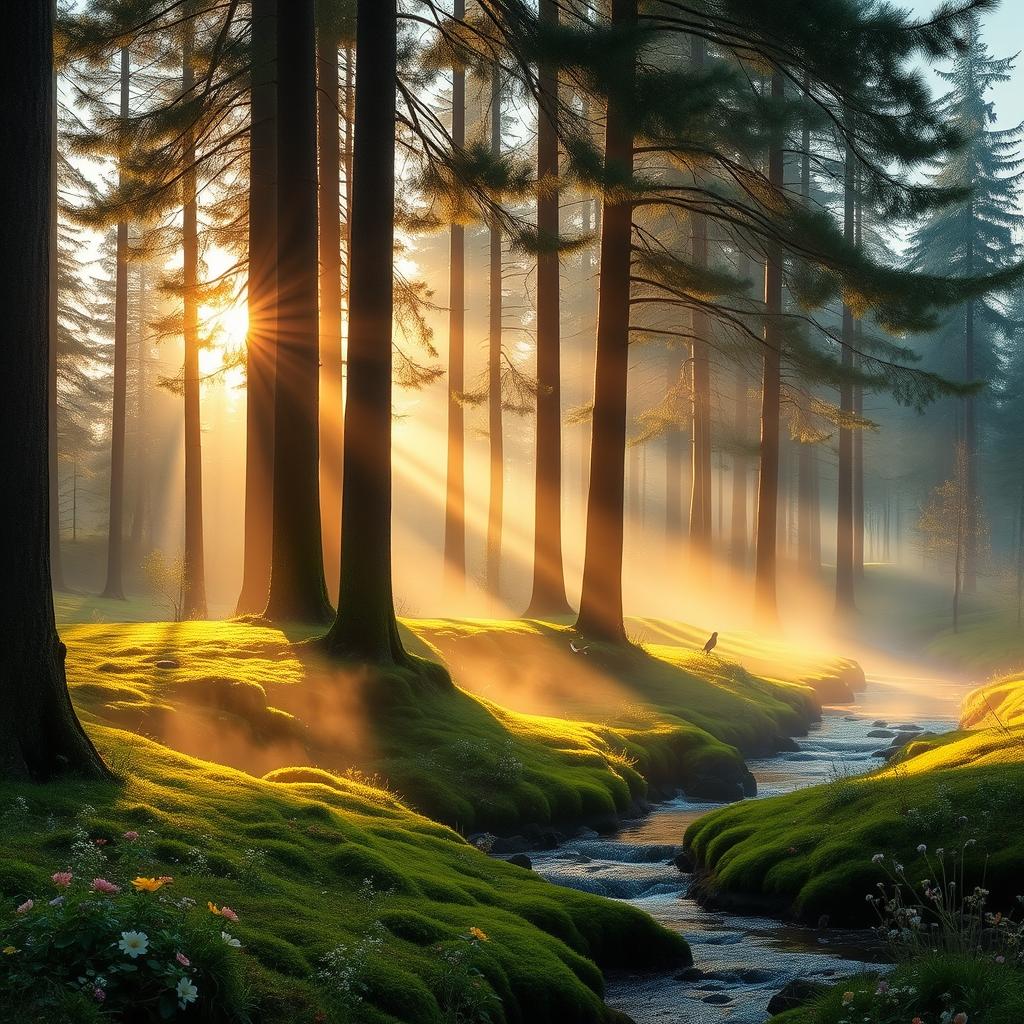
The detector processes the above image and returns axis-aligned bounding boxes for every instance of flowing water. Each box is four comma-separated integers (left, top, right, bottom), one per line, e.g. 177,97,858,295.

526,671,970,1023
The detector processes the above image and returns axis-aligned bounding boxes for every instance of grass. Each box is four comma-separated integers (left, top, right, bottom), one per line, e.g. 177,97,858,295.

685,710,1024,925
62,617,822,835
0,727,688,1023
769,954,1024,1024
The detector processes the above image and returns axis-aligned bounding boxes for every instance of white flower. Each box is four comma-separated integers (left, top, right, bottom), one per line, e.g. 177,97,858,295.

118,931,149,959
872,853,884,864
220,930,241,948
917,844,927,854
176,976,199,1009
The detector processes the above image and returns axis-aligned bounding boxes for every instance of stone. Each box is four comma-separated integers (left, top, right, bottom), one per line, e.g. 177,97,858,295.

154,659,179,669
767,980,829,1015
505,854,532,870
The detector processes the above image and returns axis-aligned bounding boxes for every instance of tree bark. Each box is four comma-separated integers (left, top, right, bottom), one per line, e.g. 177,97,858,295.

317,29,344,606
963,297,978,593
835,137,857,615
264,0,332,623
688,35,712,561
443,0,467,597
49,26,65,593
486,68,504,600
101,45,130,601
0,0,108,781
731,357,748,567
236,0,278,615
525,0,571,617
575,0,635,643
753,71,785,625
130,263,148,549
181,26,207,620
665,347,685,547
325,0,409,664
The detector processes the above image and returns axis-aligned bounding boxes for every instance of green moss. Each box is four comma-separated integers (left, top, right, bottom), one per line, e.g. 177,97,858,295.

687,718,1024,924
60,618,823,834
0,729,688,1024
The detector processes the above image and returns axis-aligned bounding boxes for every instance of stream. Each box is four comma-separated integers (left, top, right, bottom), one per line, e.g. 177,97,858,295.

527,671,970,1023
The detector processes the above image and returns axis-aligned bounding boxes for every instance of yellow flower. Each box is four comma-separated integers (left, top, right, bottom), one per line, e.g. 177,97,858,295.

468,927,489,942
132,877,166,892
2,946,18,955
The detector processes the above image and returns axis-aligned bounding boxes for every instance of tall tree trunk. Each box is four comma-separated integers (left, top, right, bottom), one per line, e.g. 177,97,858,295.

485,68,504,600
49,27,65,593
853,182,864,581
526,0,571,617
264,0,332,623
575,0,635,643
835,137,857,615
665,347,685,547
181,27,207,620
0,0,108,780
130,263,147,549
236,0,278,614
101,45,130,601
688,34,712,560
753,71,785,625
326,0,409,664
443,0,467,596
318,29,343,605
963,297,978,593
731,358,748,566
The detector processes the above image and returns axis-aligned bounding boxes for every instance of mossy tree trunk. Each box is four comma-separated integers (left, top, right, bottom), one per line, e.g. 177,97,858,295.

575,0,636,644
325,0,408,665
0,0,108,781
236,0,278,616
525,0,572,618
182,24,207,621
102,45,130,602
264,0,333,624
443,0,467,599
753,71,785,626
318,27,344,607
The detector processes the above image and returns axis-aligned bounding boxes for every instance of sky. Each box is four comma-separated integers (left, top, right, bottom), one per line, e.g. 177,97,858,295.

910,1,1024,126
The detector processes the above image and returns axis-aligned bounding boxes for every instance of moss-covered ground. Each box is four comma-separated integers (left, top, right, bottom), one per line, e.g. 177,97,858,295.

686,675,1024,925
768,954,1024,1024
63,617,822,834
0,727,688,1023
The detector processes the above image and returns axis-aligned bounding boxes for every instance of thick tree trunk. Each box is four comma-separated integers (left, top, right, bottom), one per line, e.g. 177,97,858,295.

753,71,785,625
731,359,748,567
130,264,148,549
853,184,865,581
325,0,408,664
665,347,685,547
525,0,571,617
318,30,344,605
102,46,130,601
835,138,857,615
264,0,332,623
688,35,712,561
0,0,108,780
486,68,504,600
575,0,635,643
443,0,467,597
236,0,278,615
49,36,65,593
181,28,207,620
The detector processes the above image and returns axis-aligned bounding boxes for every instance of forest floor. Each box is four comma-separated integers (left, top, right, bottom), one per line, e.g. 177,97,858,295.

11,609,861,1024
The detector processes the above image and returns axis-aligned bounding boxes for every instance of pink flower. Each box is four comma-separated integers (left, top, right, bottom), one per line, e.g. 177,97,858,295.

93,987,105,1003
875,981,889,995
913,1018,924,1024
51,872,72,888
996,955,1006,963
123,831,139,842
176,951,191,967
15,900,33,914
219,906,239,923
953,1014,968,1024
91,878,120,895
94,838,108,847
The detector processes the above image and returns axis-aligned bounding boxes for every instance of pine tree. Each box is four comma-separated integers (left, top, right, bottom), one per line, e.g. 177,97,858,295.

907,17,1024,596
0,0,108,780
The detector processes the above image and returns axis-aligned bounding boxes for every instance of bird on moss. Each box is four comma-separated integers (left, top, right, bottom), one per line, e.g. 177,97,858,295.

702,631,719,655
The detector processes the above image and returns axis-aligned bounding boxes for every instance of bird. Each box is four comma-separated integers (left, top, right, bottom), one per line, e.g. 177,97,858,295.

569,639,592,655
702,631,719,655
